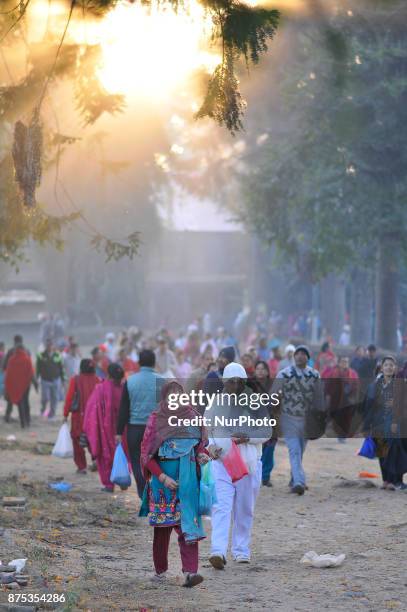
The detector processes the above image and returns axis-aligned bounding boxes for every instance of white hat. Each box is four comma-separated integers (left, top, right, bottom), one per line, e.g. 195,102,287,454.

285,344,296,355
106,332,115,341
223,362,247,380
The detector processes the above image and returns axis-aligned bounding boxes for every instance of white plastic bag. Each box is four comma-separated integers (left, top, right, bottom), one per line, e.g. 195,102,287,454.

239,443,260,475
9,559,27,573
52,423,73,458
300,550,346,568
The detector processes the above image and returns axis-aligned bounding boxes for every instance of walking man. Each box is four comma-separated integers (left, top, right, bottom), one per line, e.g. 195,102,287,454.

116,350,163,498
208,362,271,568
203,346,236,395
36,338,65,419
274,345,324,495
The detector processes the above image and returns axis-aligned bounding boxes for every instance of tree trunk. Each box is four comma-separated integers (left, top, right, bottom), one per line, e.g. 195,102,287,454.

40,247,69,315
375,236,399,351
350,267,372,346
249,236,270,312
320,274,346,342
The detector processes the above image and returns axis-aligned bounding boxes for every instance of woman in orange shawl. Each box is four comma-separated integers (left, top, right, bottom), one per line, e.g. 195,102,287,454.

5,347,37,428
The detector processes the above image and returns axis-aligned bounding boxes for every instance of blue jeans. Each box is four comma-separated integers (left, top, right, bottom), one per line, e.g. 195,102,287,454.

40,379,60,417
261,441,276,482
281,414,307,487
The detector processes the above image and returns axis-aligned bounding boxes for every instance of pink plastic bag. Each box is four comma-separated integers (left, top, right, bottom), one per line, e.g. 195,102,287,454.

222,441,249,482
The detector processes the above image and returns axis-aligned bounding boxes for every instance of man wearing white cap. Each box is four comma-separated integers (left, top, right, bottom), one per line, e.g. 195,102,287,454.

105,333,117,363
278,344,296,371
207,362,271,569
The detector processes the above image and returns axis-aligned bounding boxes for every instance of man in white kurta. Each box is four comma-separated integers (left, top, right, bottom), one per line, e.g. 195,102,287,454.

207,362,271,568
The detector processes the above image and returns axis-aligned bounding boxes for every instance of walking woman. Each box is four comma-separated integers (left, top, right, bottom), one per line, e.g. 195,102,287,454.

63,359,100,474
315,341,336,373
4,344,37,428
364,356,407,490
254,360,278,487
83,363,125,492
140,381,209,587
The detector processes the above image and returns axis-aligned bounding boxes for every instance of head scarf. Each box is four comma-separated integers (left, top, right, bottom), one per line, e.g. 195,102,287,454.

140,381,207,479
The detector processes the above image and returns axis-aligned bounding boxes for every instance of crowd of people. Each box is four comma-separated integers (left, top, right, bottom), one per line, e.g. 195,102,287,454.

1,322,407,588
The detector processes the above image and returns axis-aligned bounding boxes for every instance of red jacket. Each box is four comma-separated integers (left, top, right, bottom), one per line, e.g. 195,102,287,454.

64,373,100,436
5,348,34,404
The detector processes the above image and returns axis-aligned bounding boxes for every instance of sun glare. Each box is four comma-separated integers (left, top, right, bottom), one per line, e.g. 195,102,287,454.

27,0,220,101
95,1,219,100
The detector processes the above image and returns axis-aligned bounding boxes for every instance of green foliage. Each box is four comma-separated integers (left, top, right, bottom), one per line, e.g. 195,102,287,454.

76,0,119,16
1,0,280,134
196,1,279,132
223,4,280,65
240,0,407,280
90,231,141,262
196,48,245,134
0,153,80,269
0,0,280,265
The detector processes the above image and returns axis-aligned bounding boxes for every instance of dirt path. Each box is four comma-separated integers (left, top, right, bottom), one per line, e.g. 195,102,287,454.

1,397,407,611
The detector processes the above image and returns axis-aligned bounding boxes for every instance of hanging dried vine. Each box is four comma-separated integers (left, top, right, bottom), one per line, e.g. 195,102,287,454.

12,111,43,207
2,0,281,265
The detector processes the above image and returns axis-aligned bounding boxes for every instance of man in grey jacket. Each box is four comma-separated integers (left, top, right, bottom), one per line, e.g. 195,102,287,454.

273,345,325,495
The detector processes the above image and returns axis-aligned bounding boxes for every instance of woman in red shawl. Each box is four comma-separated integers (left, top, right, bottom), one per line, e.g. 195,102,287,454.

140,381,209,588
83,363,125,492
4,347,37,428
325,356,359,441
63,358,100,474
315,341,337,373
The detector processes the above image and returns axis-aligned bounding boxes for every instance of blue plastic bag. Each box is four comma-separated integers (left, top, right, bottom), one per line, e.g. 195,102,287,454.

110,443,131,488
358,437,376,459
49,482,72,493
199,462,217,516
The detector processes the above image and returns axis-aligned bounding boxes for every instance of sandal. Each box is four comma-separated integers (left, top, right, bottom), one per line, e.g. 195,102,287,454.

182,573,204,588
209,554,226,570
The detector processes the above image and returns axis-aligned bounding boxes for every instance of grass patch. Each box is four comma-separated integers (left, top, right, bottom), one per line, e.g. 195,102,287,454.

0,476,23,498
27,542,54,576
62,588,81,612
83,554,97,580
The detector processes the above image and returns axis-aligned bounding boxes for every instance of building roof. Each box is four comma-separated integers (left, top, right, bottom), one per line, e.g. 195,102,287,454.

0,289,46,306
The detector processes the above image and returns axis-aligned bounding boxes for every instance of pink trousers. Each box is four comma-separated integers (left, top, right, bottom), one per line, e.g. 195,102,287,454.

97,456,114,490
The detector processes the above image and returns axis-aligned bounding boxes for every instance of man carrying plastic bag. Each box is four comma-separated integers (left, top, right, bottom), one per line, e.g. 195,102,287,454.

207,362,271,569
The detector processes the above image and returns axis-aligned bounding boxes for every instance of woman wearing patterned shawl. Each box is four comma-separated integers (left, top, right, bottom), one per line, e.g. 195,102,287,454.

364,356,407,490
140,381,209,587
